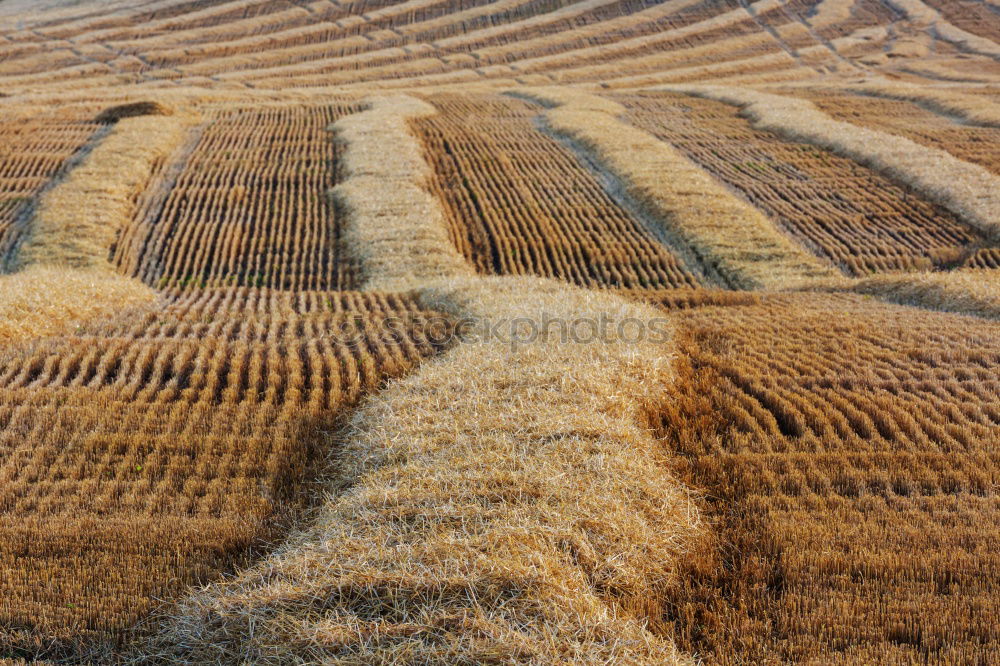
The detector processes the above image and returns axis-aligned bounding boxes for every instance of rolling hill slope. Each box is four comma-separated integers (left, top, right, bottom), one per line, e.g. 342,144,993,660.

1,0,999,663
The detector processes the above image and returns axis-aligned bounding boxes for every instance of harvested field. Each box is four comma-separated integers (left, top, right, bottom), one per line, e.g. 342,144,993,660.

653,293,1000,664
114,103,362,291
0,111,102,260
532,87,843,290
139,276,701,666
17,112,192,271
0,288,452,658
812,0,902,40
788,91,1000,266
415,93,704,289
3,0,1000,663
616,90,992,275
923,0,1000,44
796,89,1000,175
0,0,873,97
848,268,1000,319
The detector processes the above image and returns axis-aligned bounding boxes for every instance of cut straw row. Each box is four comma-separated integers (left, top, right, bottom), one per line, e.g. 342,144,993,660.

521,87,844,290
141,93,704,665
0,104,193,342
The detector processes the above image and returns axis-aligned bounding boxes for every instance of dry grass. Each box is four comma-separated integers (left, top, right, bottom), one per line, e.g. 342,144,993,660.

330,94,473,292
180,0,729,90
516,86,622,113
0,0,795,94
0,93,460,658
599,51,802,89
843,80,1000,127
469,0,732,70
139,276,701,665
0,0,872,96
0,104,162,352
563,26,791,83
847,269,1000,319
0,287,451,657
431,0,630,52
4,0,1000,661
666,85,1000,241
0,107,103,259
807,0,856,29
486,14,782,85
884,0,1000,58
76,0,279,47
0,265,153,343
619,90,987,275
130,11,335,71
787,87,1000,181
520,88,843,290
900,58,1000,84
0,0,970,95
14,111,194,270
136,94,704,663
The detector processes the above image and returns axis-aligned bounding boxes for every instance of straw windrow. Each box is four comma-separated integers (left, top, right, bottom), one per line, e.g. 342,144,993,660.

330,94,474,292
140,91,704,666
847,270,1000,320
843,80,1000,128
0,105,189,342
15,109,195,270
0,265,154,343
143,275,702,664
520,87,844,290
882,0,1000,59
666,85,1000,241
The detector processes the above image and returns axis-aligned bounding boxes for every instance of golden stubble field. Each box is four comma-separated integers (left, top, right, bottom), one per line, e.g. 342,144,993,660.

0,0,999,663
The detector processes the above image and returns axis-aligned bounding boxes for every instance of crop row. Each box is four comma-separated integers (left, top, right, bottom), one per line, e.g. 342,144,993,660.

796,91,1000,268
0,112,101,261
0,0,865,92
164,0,742,71
812,0,902,41
651,292,1000,663
800,91,1000,176
114,103,361,291
415,94,702,289
923,0,1000,44
231,6,786,90
617,91,991,275
0,287,452,655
